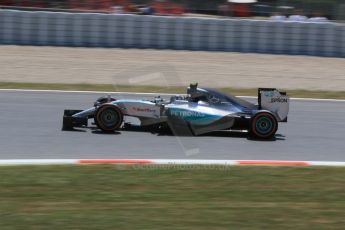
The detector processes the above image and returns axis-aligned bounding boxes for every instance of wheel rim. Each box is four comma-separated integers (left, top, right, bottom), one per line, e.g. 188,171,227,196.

100,108,119,128
255,116,273,135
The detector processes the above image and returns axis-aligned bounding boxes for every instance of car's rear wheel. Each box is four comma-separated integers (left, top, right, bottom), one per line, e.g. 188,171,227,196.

250,112,278,139
94,104,123,132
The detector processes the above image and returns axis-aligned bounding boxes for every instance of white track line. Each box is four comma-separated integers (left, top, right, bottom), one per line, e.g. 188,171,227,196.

0,88,176,96
1,159,345,167
0,159,77,165
0,88,344,102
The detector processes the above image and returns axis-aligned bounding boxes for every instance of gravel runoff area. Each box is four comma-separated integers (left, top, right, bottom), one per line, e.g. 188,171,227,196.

1,45,344,91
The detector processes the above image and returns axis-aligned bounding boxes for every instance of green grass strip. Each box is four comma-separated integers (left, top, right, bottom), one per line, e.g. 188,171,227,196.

1,82,345,99
0,165,345,229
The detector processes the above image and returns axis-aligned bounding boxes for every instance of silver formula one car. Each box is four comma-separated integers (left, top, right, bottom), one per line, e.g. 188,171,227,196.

62,83,289,139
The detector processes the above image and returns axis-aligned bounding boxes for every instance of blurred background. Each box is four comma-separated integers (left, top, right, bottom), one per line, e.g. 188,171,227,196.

0,0,344,21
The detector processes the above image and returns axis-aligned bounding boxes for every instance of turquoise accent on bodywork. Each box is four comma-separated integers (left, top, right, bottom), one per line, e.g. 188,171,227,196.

168,107,223,125
112,99,153,105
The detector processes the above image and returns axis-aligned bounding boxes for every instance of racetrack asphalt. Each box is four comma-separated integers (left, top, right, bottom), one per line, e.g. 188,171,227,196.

1,90,344,161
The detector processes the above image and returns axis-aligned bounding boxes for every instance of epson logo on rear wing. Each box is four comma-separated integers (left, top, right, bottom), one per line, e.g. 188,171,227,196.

258,88,289,122
271,97,288,103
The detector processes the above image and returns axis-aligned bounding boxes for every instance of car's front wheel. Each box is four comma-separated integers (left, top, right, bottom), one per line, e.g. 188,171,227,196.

94,104,123,132
249,112,278,139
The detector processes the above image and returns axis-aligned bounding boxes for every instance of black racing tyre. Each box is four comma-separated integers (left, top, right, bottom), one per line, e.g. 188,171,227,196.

249,112,278,139
94,104,123,132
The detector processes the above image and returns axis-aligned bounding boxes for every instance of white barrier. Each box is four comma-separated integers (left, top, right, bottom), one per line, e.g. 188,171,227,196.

0,9,344,57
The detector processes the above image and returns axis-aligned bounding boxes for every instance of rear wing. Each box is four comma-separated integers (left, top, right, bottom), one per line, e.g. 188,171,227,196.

258,88,289,122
